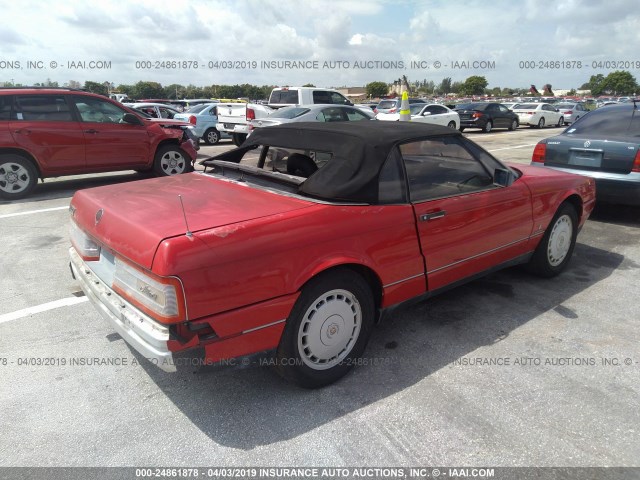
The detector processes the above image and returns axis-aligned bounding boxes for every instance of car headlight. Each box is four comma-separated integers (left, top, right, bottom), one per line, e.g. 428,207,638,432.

112,256,186,322
69,220,100,261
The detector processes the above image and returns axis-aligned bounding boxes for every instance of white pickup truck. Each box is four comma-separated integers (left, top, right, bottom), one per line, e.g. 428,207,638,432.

217,87,357,145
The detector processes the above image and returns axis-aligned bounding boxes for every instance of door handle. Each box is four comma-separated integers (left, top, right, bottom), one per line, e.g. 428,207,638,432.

14,129,31,134
84,129,99,134
420,211,446,221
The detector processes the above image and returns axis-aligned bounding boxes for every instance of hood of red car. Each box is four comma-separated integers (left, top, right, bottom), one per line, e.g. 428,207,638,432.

70,173,314,269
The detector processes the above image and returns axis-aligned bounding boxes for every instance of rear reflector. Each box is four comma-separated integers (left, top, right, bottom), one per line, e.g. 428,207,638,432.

532,143,547,163
632,149,640,172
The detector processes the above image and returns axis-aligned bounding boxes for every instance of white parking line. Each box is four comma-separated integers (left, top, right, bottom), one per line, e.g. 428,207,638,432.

0,296,88,324
0,205,69,219
487,143,538,152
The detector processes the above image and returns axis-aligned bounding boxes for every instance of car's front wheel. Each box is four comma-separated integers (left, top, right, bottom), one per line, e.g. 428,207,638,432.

153,145,193,176
527,202,578,277
203,128,220,145
0,154,38,200
275,269,375,388
447,121,457,129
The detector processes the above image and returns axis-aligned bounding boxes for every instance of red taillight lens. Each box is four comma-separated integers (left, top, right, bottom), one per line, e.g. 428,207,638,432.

632,149,640,172
188,115,196,125
564,110,573,114
246,108,255,120
373,108,378,114
526,111,535,115
532,143,547,163
389,108,397,113
472,112,482,118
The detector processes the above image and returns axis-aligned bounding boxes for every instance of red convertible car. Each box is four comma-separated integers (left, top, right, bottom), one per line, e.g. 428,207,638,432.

69,122,596,388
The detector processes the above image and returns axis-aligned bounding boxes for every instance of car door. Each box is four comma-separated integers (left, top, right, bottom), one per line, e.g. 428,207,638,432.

400,136,533,291
486,103,504,127
71,95,150,170
9,94,86,174
543,104,560,123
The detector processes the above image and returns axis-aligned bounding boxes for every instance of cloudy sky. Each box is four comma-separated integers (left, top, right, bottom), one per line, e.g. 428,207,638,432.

1,0,639,90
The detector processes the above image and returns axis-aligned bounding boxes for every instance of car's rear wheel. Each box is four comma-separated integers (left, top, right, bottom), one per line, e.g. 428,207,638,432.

527,202,578,277
508,119,519,131
447,121,456,129
203,128,220,145
275,269,375,388
0,154,38,200
557,116,564,127
232,133,247,146
537,117,545,128
153,145,193,176
483,120,493,133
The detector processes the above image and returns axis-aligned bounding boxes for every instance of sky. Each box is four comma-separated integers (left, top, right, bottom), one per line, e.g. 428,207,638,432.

1,0,639,91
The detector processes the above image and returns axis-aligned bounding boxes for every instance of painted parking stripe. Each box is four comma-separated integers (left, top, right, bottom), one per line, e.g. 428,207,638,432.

0,205,69,219
488,143,538,152
0,296,88,324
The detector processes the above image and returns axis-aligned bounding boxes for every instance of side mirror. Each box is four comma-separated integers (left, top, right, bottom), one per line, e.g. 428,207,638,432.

494,167,516,187
123,112,143,125
345,100,354,106
555,108,560,112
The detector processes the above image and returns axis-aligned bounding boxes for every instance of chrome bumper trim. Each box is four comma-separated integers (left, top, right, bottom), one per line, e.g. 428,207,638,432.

69,247,176,372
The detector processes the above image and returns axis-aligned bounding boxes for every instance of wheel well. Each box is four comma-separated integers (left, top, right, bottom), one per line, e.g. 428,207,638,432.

156,139,181,153
301,264,383,311
563,194,583,220
0,148,41,177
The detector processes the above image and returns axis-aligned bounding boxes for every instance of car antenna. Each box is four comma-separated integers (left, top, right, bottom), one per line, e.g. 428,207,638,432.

178,195,193,238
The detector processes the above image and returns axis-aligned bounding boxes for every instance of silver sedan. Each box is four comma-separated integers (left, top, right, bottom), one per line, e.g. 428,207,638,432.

248,104,374,133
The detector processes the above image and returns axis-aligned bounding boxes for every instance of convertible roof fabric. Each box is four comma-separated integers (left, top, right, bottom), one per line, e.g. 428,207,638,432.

207,121,459,203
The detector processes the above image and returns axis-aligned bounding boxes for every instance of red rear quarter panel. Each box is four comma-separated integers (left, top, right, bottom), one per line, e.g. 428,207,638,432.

152,203,425,329
511,164,596,232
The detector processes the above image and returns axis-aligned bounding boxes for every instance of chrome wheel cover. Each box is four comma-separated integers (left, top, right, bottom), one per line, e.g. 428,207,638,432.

547,214,573,266
0,162,31,194
297,289,362,370
160,150,186,175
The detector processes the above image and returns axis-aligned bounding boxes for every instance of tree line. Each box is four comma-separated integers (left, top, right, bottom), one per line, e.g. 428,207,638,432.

5,70,637,99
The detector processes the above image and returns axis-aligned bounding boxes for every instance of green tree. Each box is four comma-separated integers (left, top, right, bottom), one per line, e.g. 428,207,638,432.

133,81,164,99
461,75,488,95
586,74,606,95
438,77,452,94
602,70,637,95
84,81,108,95
365,81,388,98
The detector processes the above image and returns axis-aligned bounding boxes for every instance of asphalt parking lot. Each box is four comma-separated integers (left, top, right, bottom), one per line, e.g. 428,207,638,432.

0,126,639,468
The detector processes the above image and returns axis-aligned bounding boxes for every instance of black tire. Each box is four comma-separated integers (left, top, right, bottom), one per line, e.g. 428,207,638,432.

526,202,578,277
508,119,519,131
483,120,493,133
153,145,193,176
557,116,564,127
203,128,220,145
447,121,456,129
232,133,247,146
537,117,545,128
275,269,375,388
0,154,38,200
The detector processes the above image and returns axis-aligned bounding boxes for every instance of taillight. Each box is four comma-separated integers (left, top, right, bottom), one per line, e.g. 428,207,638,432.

188,115,196,125
373,108,378,114
632,149,640,172
532,143,547,163
472,112,482,118
564,110,573,115
526,111,535,115
389,108,397,113
246,108,255,120
69,221,100,261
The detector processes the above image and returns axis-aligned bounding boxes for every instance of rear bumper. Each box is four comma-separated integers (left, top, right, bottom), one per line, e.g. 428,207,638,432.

69,247,178,372
535,166,640,206
217,122,249,135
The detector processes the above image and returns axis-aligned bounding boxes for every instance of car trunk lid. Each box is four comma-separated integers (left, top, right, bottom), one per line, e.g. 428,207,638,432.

70,173,313,270
543,135,639,174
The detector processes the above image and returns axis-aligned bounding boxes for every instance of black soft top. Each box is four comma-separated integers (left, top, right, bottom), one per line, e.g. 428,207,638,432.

204,121,460,203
